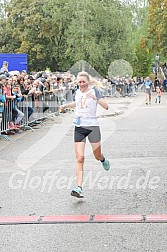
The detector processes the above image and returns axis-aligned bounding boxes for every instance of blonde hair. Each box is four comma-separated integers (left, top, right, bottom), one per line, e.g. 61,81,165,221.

77,71,90,81
77,72,102,88
90,78,102,89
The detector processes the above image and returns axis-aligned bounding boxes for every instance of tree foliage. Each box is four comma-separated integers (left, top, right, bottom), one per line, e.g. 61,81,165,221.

0,0,131,73
0,0,154,76
147,0,167,58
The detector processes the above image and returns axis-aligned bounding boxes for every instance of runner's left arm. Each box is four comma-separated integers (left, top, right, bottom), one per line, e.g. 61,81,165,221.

93,86,109,110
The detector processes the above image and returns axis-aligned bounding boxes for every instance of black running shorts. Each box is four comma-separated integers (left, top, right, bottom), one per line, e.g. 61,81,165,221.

74,126,101,143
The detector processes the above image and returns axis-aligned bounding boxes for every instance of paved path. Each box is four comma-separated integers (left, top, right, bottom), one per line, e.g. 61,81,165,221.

0,92,167,252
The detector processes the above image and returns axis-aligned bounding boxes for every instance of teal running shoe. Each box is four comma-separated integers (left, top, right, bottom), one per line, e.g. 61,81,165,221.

102,158,110,171
71,186,84,198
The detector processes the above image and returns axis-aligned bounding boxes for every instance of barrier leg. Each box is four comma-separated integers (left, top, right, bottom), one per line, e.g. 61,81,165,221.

0,108,10,141
0,134,10,141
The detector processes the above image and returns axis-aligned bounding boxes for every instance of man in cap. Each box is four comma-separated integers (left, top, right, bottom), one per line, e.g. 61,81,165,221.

0,61,9,76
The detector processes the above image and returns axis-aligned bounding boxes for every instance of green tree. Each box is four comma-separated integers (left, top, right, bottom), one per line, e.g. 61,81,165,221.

64,0,132,75
0,0,151,76
147,0,167,58
122,0,152,76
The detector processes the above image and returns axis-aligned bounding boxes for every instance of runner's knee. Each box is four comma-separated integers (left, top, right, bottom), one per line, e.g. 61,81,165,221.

76,155,84,163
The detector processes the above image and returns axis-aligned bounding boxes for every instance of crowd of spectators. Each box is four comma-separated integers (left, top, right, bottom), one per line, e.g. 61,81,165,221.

0,69,79,135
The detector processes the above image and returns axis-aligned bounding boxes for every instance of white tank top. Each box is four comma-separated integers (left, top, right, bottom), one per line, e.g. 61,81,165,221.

75,88,99,126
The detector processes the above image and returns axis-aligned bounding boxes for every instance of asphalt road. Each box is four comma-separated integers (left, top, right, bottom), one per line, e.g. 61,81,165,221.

0,92,167,252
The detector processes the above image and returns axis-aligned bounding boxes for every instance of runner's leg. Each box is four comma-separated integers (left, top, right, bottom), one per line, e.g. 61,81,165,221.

74,142,86,187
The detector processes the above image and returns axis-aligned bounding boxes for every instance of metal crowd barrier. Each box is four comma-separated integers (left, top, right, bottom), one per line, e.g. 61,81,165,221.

0,98,31,140
101,82,140,97
0,88,74,141
101,83,126,97
0,99,13,141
